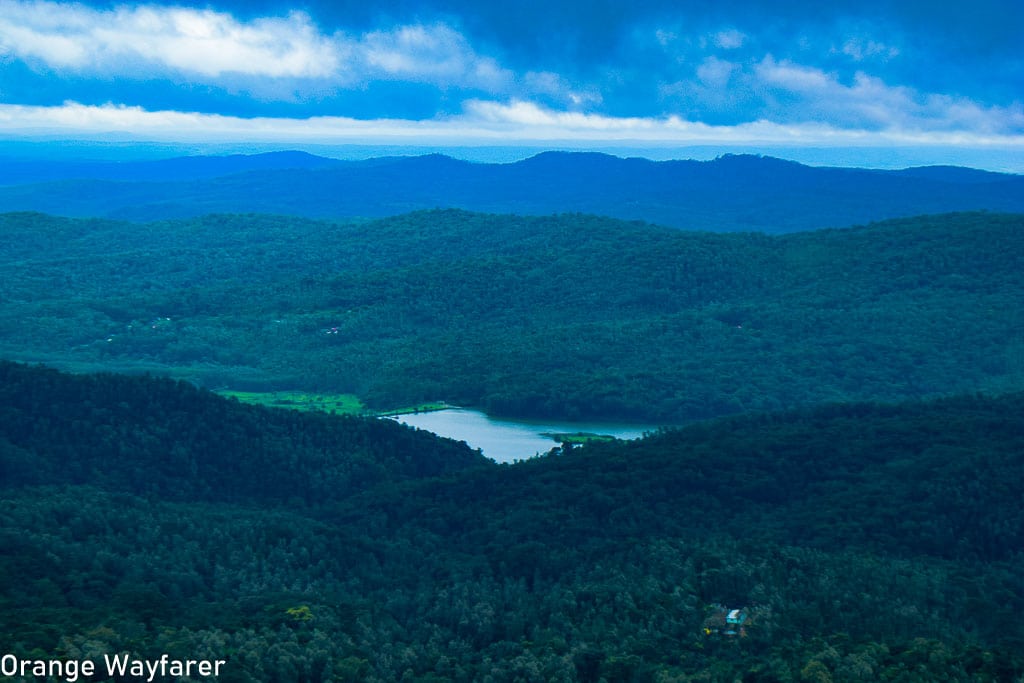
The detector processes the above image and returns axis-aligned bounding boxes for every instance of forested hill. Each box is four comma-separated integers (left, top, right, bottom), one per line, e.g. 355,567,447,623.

2,363,1022,681
1,151,1022,231
0,360,488,505
393,392,1024,564
2,210,1022,422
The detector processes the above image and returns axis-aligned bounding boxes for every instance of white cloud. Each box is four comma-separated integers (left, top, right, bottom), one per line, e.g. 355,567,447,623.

755,56,835,94
752,56,1024,134
0,1,342,77
357,23,512,90
2,99,1021,151
696,56,739,88
0,0,582,101
655,29,677,47
713,29,746,50
840,37,899,62
522,70,601,107
464,99,662,133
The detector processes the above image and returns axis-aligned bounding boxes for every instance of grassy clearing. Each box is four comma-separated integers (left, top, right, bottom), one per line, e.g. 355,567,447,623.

219,390,366,415
219,390,449,417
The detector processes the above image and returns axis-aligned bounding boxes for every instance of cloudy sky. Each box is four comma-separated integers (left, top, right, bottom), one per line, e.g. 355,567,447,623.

0,0,1021,168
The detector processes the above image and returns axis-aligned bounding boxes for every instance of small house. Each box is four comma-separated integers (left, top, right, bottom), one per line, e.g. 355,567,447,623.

703,606,751,638
726,609,747,625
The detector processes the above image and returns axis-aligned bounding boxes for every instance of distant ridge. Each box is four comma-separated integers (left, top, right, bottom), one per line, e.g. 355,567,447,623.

0,151,1022,232
0,150,345,185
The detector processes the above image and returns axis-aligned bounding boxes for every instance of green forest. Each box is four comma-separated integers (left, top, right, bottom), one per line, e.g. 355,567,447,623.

2,362,1022,681
2,204,1023,682
1,210,1023,422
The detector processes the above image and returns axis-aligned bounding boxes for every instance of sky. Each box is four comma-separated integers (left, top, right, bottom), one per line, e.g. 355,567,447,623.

0,0,1022,169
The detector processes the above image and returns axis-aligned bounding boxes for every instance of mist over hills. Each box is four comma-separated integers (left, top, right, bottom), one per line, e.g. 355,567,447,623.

1,151,1022,232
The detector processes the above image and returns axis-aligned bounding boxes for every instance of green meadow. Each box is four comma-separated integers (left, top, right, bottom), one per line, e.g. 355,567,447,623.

218,389,448,417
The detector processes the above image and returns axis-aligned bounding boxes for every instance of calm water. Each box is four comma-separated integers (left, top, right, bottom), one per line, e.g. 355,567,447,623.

387,408,658,463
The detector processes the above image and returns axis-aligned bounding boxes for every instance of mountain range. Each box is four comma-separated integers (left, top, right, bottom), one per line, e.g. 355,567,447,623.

1,151,1022,232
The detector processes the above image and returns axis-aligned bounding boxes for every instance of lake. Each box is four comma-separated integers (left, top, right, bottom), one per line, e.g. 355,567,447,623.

386,408,659,463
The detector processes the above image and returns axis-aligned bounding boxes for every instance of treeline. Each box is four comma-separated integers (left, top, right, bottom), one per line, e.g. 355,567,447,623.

1,364,1022,681
2,210,1023,422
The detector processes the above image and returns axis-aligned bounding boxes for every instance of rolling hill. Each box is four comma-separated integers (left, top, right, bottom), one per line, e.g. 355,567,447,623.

1,362,1021,681
1,151,1022,231
2,209,1022,422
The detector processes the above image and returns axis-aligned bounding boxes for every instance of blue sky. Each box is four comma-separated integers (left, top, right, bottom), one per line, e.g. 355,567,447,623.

0,0,1021,168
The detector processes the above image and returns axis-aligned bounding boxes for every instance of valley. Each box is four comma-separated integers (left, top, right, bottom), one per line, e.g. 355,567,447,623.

1,361,1021,681
3,0,1022,678
1,153,1022,682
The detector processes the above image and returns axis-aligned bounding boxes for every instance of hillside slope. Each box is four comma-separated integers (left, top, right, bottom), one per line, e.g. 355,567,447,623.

0,360,487,504
1,364,1021,681
2,210,1022,422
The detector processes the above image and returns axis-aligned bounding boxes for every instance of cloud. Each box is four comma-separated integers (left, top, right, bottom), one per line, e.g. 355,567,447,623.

356,23,512,91
755,57,834,94
0,0,586,104
2,99,1021,152
647,25,747,56
522,71,601,107
696,56,740,88
654,29,677,48
753,56,1024,134
655,45,1022,136
713,29,746,50
0,1,1019,152
0,1,341,77
839,37,899,62
346,24,591,105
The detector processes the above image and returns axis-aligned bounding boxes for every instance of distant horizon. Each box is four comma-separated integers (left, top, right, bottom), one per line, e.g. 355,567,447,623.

2,1,1020,174
1,140,1021,175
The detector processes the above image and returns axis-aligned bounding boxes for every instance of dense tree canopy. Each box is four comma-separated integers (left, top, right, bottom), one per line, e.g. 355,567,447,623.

0,361,487,502
3,198,1023,681
1,363,1021,682
1,210,1023,423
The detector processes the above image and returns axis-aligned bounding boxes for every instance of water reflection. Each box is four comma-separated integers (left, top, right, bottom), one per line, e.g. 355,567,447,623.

387,408,657,464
